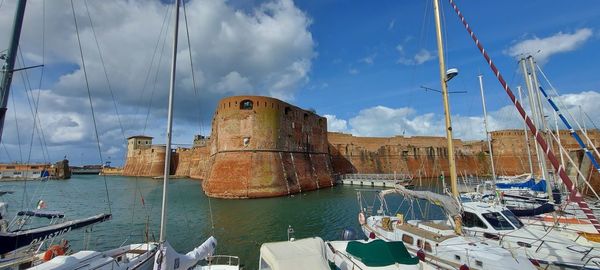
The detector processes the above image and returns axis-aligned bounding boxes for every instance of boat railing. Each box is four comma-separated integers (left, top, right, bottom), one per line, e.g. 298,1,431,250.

340,173,413,181
582,255,600,268
203,255,240,266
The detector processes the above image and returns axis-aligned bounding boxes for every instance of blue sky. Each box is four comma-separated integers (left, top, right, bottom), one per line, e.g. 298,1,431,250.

0,0,598,165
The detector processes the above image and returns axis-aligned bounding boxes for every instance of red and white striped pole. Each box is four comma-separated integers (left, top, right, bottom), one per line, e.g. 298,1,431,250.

447,0,600,233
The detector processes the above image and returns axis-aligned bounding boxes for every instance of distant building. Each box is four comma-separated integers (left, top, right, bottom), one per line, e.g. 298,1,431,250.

127,135,153,157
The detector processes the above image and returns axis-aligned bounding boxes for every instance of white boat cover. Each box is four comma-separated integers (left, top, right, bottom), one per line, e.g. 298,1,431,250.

153,236,217,270
381,185,461,216
259,237,331,270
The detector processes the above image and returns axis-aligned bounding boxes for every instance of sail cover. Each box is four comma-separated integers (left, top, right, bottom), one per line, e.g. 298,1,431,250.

346,239,419,266
496,179,547,192
153,236,216,270
381,186,461,217
17,210,65,219
0,213,111,255
259,237,331,270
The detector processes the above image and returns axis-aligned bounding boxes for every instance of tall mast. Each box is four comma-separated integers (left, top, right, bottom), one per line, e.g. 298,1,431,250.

0,0,27,144
478,74,496,181
432,0,461,233
517,86,534,175
527,56,554,203
520,59,546,180
433,0,458,198
159,0,180,243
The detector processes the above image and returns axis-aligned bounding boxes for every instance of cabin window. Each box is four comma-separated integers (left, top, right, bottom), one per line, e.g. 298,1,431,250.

476,260,483,267
240,100,253,110
14,172,22,175
482,212,514,230
517,241,532,248
454,255,461,261
424,242,432,252
31,166,38,169
501,210,524,228
401,234,414,245
417,239,423,249
462,211,488,229
32,171,39,174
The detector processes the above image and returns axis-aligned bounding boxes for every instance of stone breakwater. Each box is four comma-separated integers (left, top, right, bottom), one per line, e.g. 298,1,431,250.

122,95,600,198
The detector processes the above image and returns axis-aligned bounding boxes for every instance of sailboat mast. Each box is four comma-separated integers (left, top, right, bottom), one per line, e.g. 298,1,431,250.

159,0,181,243
432,0,458,199
478,74,496,181
517,86,535,175
0,0,27,144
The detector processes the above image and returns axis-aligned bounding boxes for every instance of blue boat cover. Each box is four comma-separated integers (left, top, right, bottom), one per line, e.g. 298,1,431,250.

496,179,547,192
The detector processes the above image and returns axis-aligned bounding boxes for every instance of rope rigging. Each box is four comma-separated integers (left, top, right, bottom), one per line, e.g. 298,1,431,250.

70,0,111,214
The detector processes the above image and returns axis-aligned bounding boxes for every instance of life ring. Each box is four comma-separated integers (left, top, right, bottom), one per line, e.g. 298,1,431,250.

43,245,66,261
358,212,366,225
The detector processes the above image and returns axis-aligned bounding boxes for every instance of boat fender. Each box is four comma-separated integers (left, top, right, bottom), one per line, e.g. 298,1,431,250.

416,249,425,261
358,212,366,225
43,245,66,261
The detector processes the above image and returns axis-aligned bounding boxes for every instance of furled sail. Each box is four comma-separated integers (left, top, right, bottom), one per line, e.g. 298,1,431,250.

153,236,217,270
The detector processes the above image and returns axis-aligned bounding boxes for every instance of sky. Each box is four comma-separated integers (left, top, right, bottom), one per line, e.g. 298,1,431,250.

0,0,598,166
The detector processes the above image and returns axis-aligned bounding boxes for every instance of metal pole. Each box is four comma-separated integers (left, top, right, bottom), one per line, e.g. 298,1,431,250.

555,111,565,170
521,59,544,180
433,0,461,234
0,0,27,144
517,86,535,175
478,74,496,181
159,0,180,243
528,56,554,203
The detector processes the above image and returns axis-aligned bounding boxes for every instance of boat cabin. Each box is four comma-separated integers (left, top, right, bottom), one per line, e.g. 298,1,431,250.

461,202,524,235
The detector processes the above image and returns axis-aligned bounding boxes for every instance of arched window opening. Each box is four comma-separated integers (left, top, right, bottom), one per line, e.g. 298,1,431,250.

284,107,291,115
240,100,253,110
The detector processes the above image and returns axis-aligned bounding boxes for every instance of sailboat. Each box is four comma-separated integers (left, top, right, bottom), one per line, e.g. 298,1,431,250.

258,226,431,270
358,0,538,269
0,1,112,268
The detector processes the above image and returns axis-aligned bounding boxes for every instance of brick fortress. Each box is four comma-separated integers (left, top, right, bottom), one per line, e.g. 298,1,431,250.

123,95,600,198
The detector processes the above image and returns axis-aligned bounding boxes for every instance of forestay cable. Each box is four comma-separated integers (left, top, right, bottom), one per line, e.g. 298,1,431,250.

70,0,111,214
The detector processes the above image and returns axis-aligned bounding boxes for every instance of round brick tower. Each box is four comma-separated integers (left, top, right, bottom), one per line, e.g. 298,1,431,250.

203,95,335,198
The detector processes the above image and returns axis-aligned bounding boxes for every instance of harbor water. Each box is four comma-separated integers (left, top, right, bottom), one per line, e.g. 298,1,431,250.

0,175,448,269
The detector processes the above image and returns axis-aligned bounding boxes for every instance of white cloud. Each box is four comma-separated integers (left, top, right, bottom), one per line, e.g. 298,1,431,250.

396,45,435,65
330,91,599,141
414,49,435,65
348,68,359,75
323,115,348,132
360,54,376,65
388,19,396,30
505,28,593,64
0,0,315,165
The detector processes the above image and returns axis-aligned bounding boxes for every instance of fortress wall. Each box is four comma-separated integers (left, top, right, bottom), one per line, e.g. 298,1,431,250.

327,133,488,177
123,145,167,177
490,129,600,176
203,96,333,198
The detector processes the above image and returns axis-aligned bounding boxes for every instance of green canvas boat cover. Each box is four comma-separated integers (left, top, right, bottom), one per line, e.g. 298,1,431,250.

346,240,419,266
